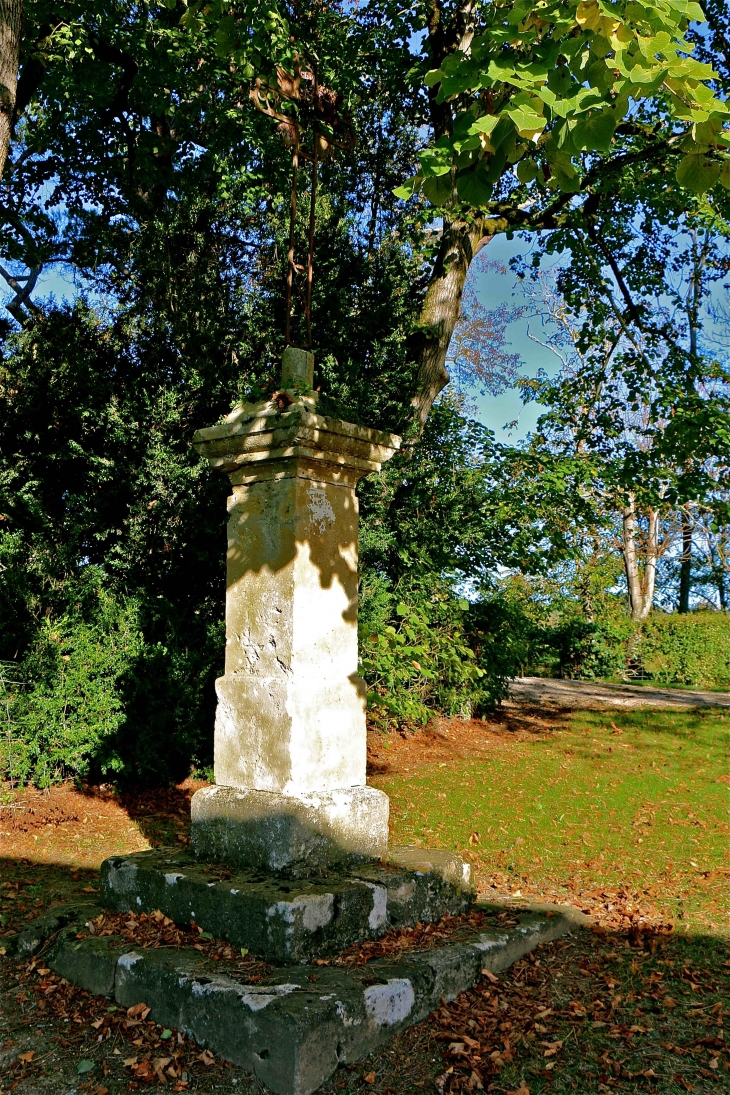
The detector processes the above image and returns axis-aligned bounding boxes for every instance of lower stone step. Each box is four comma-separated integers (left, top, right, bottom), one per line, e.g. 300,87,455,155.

99,846,473,962
43,902,585,1095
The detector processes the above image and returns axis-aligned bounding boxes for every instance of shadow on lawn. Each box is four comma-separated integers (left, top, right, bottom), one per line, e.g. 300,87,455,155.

0,778,204,857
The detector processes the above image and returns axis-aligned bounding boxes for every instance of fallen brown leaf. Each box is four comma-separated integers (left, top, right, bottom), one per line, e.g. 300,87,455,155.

126,1002,150,1019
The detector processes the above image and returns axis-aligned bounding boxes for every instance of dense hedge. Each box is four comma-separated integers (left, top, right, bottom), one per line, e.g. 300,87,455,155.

637,612,730,689
524,608,730,690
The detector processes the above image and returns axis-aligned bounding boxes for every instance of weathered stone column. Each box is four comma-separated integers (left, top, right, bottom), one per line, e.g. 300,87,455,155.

190,348,401,874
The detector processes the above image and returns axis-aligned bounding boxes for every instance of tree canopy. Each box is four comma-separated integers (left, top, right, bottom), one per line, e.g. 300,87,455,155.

0,1,728,784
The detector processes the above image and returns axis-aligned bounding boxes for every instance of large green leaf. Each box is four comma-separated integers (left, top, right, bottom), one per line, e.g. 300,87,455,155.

423,172,454,205
421,147,452,178
574,109,617,152
516,158,539,183
456,166,493,207
676,154,722,194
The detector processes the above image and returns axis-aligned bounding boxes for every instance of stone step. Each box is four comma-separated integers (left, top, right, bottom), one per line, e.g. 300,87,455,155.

45,902,585,1095
99,847,473,963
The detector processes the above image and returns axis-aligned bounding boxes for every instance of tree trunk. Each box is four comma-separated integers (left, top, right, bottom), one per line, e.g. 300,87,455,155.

0,0,23,180
409,215,484,429
622,496,657,621
678,507,692,613
623,497,643,620
643,509,659,618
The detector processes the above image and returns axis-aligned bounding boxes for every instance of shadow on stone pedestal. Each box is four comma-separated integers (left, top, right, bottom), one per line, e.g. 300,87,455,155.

190,351,402,883
190,784,389,876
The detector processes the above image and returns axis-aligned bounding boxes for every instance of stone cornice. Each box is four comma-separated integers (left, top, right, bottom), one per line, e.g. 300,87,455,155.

193,398,401,483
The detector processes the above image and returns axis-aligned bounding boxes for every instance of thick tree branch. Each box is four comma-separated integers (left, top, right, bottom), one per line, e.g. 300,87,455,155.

12,21,55,125
0,0,23,179
0,260,42,321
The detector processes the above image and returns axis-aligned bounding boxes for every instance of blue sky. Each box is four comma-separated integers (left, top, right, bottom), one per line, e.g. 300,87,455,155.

10,244,549,440
465,234,560,441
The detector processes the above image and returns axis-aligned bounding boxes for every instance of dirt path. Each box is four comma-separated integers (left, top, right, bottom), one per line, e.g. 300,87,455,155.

509,675,730,709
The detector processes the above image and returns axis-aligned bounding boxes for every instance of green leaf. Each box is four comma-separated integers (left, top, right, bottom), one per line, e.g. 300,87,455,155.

422,173,454,205
575,109,617,152
456,166,493,207
160,1029,173,1040
467,114,500,137
420,147,452,178
676,153,721,193
198,931,213,940
395,603,408,616
547,66,572,96
393,175,421,200
77,1060,95,1075
693,115,723,150
240,946,249,956
719,160,730,190
516,158,539,183
489,115,518,151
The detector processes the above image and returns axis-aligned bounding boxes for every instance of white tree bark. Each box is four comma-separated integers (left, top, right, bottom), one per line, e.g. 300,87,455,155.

622,495,659,621
0,0,23,180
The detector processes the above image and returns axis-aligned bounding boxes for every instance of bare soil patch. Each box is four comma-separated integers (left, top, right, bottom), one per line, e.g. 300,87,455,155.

366,709,562,779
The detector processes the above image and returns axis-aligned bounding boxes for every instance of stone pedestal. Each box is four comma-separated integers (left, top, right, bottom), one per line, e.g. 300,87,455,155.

192,348,401,873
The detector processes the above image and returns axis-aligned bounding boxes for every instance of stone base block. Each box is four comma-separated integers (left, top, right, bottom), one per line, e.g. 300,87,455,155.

98,847,473,963
386,846,473,891
191,784,388,875
37,902,586,1095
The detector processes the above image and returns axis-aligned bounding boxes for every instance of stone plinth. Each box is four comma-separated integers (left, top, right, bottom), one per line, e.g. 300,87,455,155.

98,847,474,962
35,900,584,1095
192,348,401,872
190,785,389,874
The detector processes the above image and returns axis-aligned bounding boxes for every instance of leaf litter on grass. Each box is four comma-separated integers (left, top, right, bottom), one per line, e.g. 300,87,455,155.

371,706,729,937
426,924,729,1095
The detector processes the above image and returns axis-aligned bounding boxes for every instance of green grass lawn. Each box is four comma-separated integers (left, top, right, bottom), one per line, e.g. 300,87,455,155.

371,706,729,935
355,706,730,1093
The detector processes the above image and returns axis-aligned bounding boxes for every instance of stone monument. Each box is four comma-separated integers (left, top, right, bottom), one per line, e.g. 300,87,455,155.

189,347,401,874
5,347,580,1095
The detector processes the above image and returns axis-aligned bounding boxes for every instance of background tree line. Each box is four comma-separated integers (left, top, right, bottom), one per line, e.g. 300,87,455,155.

0,0,728,785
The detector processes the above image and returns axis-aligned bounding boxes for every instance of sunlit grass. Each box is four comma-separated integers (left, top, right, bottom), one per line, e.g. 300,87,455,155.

371,707,729,934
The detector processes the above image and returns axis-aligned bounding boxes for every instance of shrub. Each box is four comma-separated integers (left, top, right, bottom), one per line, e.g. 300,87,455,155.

523,605,730,689
637,612,730,689
465,593,542,694
359,574,487,729
0,571,222,788
1,591,144,787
